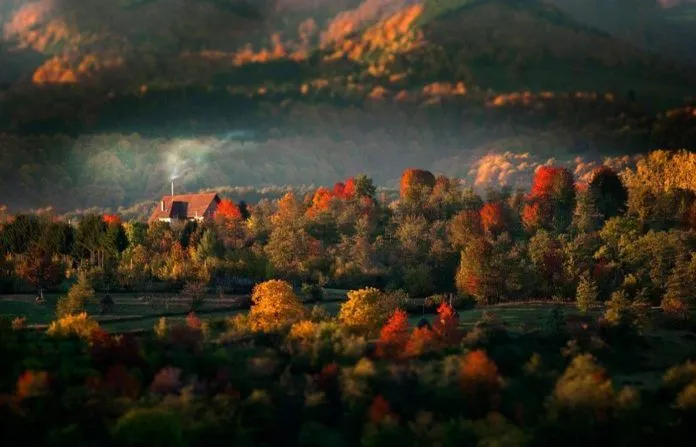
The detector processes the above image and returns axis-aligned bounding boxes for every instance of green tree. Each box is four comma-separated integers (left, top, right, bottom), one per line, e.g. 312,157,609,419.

576,274,598,315
195,229,223,263
604,290,632,327
573,190,602,233
56,271,95,317
124,221,148,247
74,215,107,265
661,256,693,322
354,173,377,199
112,408,185,447
588,167,628,221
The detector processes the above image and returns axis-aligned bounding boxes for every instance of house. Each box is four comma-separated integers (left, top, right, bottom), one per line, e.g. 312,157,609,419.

149,192,221,224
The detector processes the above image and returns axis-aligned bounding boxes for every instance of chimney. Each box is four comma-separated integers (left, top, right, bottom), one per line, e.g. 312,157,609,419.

171,180,175,197
161,200,165,212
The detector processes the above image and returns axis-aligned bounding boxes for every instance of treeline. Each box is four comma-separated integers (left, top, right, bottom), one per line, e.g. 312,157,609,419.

1,149,695,318
2,94,696,212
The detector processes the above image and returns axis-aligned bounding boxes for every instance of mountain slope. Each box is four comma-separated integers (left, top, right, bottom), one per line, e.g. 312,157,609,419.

356,0,693,105
0,0,694,135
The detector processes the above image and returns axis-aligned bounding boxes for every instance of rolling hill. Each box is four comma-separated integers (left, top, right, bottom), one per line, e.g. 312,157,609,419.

0,0,695,212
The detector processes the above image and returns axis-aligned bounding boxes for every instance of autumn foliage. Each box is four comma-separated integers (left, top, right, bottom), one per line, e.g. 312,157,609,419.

16,370,50,400
523,166,575,231
400,168,436,198
307,177,358,216
404,326,438,357
369,395,397,424
432,302,460,346
249,280,306,332
216,199,243,220
376,309,410,358
459,350,503,412
103,214,121,225
480,202,506,234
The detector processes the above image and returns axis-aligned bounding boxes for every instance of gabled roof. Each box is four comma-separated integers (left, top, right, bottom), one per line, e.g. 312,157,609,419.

149,192,220,223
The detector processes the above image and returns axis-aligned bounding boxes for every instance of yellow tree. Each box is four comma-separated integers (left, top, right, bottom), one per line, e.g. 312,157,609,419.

339,288,398,335
249,280,306,332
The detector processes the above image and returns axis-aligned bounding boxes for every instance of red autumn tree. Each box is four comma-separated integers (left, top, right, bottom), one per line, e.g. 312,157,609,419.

400,168,436,198
524,166,576,232
433,302,460,346
333,177,356,200
369,395,397,424
521,197,554,232
216,199,242,220
103,214,121,225
480,202,506,234
376,309,410,358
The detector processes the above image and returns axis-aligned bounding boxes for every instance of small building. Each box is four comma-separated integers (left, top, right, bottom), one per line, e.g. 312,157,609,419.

149,192,221,224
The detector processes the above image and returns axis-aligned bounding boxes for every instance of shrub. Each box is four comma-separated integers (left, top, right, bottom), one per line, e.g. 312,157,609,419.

111,408,185,447
301,283,326,302
154,317,168,339
16,370,50,399
11,316,26,330
47,312,100,340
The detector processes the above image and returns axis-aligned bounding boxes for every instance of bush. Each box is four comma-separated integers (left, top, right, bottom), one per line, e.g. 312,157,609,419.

112,408,185,447
301,283,326,302
47,313,100,340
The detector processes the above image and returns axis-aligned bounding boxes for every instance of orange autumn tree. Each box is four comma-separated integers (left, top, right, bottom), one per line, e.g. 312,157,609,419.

400,168,436,198
216,199,243,220
480,202,507,235
333,177,356,200
307,187,335,216
249,280,306,332
404,325,438,357
376,309,410,358
459,350,503,414
307,177,359,216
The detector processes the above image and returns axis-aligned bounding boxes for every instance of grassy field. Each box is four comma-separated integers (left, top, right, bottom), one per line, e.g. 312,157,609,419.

0,293,587,333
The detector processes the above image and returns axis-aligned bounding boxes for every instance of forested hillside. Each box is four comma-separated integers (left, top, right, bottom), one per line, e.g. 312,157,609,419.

0,0,695,212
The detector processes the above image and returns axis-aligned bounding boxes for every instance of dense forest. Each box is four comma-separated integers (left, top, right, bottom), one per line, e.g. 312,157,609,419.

1,149,696,446
2,149,695,309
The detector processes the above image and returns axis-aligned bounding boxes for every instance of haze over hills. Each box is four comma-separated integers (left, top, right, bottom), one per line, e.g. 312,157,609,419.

0,0,695,213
